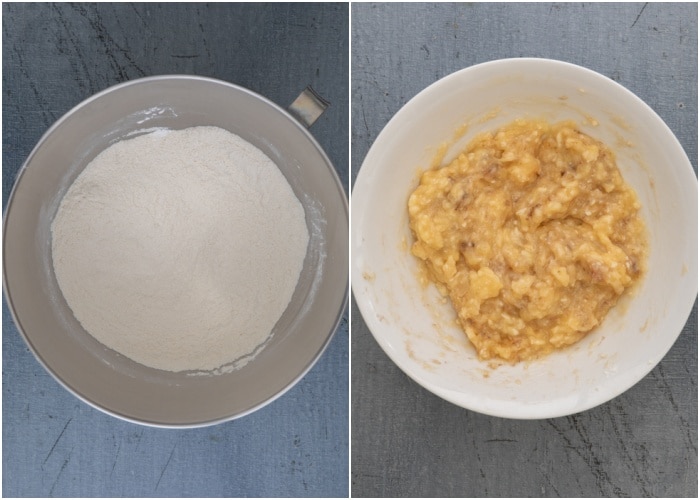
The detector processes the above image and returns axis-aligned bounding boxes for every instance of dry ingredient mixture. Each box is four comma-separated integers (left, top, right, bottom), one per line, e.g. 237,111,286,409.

408,119,647,363
52,126,309,372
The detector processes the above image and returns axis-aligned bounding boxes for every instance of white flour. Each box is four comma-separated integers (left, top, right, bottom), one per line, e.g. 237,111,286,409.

51,126,309,373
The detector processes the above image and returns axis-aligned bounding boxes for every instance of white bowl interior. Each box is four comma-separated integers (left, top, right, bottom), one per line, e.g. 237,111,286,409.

352,59,697,418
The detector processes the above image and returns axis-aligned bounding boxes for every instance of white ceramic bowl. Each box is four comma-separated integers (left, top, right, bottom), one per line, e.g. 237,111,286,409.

352,58,697,419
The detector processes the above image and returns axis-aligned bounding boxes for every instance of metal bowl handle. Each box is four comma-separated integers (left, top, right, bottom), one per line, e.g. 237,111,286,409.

288,86,329,128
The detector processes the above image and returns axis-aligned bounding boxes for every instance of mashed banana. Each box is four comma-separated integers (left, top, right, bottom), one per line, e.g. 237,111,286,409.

408,119,647,363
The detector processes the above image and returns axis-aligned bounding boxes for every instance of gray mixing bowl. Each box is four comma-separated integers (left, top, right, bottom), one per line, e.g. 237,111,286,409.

3,75,348,427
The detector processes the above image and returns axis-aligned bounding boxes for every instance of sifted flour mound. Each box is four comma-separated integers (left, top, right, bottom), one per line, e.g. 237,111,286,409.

51,126,309,373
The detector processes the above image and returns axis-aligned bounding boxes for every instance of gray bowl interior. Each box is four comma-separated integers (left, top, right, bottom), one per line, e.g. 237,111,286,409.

3,76,348,426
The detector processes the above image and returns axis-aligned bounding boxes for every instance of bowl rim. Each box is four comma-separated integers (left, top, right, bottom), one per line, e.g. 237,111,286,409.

351,57,698,419
3,74,349,428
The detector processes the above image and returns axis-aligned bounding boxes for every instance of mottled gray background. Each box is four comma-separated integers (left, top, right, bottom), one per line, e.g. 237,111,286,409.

3,3,348,497
351,2,697,498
